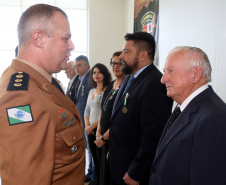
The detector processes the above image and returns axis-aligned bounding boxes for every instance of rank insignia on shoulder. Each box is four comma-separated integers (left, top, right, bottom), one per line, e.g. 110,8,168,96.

7,104,34,126
7,72,29,91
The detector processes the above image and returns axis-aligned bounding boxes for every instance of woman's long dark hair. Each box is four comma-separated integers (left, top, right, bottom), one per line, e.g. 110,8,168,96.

90,63,112,89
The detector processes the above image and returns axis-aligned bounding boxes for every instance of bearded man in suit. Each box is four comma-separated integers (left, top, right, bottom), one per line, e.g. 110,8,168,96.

109,32,173,185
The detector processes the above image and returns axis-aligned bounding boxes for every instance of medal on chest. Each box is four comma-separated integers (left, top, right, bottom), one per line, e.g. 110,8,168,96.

81,85,84,96
122,93,129,114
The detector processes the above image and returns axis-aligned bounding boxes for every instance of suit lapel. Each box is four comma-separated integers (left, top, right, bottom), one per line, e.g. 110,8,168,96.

153,86,214,164
111,64,154,120
68,76,79,100
154,110,191,162
111,75,129,117
66,82,70,95
67,78,76,95
76,71,90,100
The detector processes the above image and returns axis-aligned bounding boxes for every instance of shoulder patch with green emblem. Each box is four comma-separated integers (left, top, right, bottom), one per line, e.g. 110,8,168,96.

7,72,29,91
6,105,34,126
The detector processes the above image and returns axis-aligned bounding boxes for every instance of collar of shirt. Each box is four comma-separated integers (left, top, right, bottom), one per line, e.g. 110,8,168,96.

16,57,52,82
133,63,152,78
180,84,209,111
69,75,77,87
79,69,90,84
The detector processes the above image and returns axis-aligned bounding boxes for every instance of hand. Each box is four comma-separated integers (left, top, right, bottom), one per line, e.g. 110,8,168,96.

96,132,101,138
85,125,94,135
123,173,140,185
94,135,106,148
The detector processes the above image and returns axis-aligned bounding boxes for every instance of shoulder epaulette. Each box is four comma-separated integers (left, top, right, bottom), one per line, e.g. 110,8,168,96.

7,72,30,91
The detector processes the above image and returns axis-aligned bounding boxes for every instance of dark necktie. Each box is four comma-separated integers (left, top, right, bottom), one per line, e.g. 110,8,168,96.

70,83,76,100
123,75,135,94
66,82,70,96
76,79,81,98
167,106,181,131
51,77,65,95
66,82,75,99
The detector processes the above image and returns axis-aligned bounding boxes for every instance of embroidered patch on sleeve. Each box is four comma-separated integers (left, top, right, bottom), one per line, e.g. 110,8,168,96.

6,105,34,126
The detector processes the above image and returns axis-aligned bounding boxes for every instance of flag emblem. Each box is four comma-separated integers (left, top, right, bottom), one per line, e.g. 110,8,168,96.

7,105,33,126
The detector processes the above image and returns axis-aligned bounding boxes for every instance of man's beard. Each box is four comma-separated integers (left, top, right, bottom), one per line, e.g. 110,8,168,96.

121,56,139,75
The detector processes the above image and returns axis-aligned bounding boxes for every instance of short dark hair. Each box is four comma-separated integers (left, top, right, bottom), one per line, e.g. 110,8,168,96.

110,51,122,63
75,55,89,66
124,32,155,61
90,63,112,89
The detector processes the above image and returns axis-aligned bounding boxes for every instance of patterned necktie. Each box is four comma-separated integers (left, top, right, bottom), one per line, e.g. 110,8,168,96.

51,77,64,95
123,75,135,94
167,106,181,131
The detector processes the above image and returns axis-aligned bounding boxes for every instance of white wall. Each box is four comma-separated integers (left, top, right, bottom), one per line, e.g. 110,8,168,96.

159,0,226,102
87,0,134,72
125,0,135,32
89,0,226,102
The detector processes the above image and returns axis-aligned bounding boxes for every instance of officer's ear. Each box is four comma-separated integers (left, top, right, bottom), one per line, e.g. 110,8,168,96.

32,30,46,49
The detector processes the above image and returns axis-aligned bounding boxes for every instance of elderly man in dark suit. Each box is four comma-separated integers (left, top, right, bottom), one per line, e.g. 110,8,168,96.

65,60,79,100
149,46,226,185
109,32,173,185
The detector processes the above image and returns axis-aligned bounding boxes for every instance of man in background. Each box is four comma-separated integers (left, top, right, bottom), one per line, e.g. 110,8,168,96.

65,60,79,100
0,4,85,185
109,32,173,185
74,55,91,134
149,46,226,185
74,55,95,184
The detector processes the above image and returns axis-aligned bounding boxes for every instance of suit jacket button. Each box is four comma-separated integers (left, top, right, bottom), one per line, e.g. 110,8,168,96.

71,145,78,154
152,169,156,174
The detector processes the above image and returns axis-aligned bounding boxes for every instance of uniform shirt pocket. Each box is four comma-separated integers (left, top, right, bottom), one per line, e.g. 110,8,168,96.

55,124,84,167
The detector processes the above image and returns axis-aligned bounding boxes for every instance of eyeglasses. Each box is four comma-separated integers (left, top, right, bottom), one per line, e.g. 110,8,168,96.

110,62,123,67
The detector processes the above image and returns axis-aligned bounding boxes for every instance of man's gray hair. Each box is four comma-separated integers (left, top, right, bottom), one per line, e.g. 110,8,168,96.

17,4,67,47
68,60,75,69
169,46,212,82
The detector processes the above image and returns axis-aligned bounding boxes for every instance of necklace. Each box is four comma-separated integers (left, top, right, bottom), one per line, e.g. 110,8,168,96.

103,88,119,111
96,93,102,105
